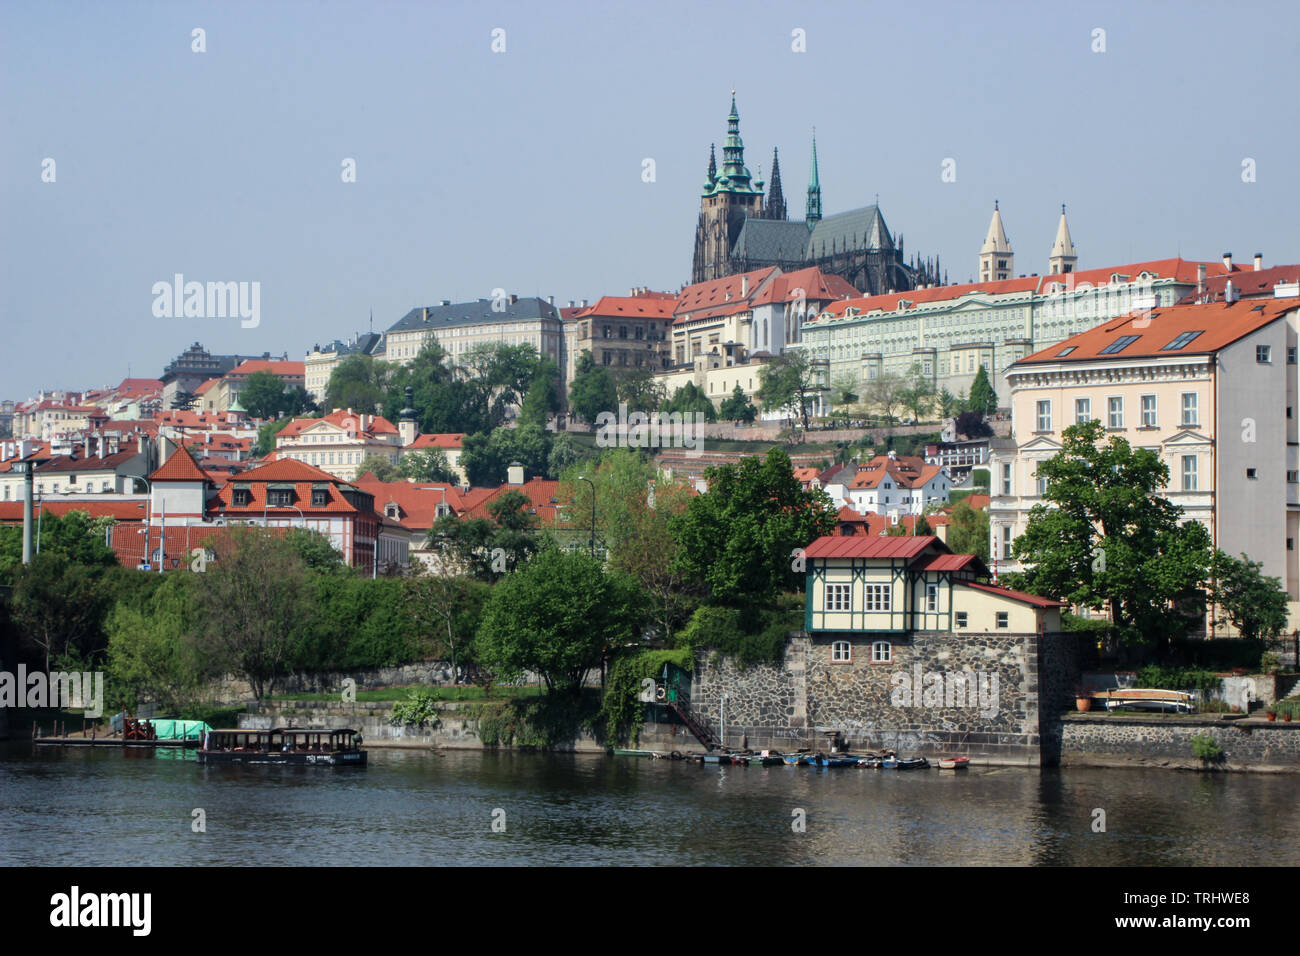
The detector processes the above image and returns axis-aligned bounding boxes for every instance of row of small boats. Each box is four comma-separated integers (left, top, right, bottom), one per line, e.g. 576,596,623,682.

682,750,970,770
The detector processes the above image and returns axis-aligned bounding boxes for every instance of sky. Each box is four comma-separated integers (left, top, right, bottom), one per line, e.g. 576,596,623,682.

2,0,1298,398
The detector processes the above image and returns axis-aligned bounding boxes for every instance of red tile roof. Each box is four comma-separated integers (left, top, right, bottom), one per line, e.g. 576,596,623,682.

463,479,563,524
0,500,149,525
1016,298,1298,366
847,455,944,490
804,534,940,560
1188,264,1300,302
227,360,305,378
278,409,398,439
748,267,858,306
351,478,468,530
674,267,777,323
961,581,1063,608
405,433,464,450
574,293,677,320
149,449,211,483
911,553,981,573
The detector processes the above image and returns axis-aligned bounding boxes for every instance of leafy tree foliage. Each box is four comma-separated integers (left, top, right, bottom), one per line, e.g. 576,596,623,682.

283,527,349,575
613,366,666,412
969,365,998,417
568,351,619,425
426,490,540,581
897,362,936,422
0,509,118,585
458,424,552,486
11,554,116,670
398,447,458,483
476,546,644,695
1211,551,1289,642
253,417,292,458
357,454,401,482
105,573,206,713
240,371,292,420
670,448,838,605
403,566,490,682
863,370,905,425
757,350,822,431
945,499,990,564
326,354,392,416
1008,420,1212,649
718,385,757,424
660,382,717,422
954,410,993,439
517,359,563,428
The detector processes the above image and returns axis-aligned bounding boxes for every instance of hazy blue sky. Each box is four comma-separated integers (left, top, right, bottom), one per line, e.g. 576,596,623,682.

3,0,1298,398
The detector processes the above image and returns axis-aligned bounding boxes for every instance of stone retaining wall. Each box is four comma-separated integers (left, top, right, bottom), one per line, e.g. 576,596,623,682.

1054,714,1300,771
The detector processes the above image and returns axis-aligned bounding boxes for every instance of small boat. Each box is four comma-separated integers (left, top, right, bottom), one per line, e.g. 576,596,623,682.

198,728,366,767
759,750,785,766
824,755,859,768
938,756,970,770
857,754,884,769
894,756,929,770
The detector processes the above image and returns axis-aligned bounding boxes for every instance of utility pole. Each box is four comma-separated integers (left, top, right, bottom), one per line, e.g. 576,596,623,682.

18,461,34,565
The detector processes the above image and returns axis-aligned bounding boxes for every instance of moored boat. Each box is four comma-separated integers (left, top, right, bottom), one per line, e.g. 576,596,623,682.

938,756,970,770
198,728,367,767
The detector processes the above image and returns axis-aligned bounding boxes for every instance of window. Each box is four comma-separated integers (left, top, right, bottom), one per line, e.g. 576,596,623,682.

1099,334,1141,355
1288,471,1298,484
1181,393,1198,427
1181,455,1197,491
1036,473,1048,496
1161,330,1204,351
865,584,891,611
233,489,251,506
1001,463,1012,495
1001,525,1013,557
871,641,892,663
1289,346,1297,365
831,641,852,663
1057,346,1076,357
1036,400,1051,432
267,489,294,507
1257,345,1272,364
926,582,939,612
955,611,968,628
1290,539,1295,552
311,489,329,507
1246,468,1257,479
1140,395,1157,427
996,611,1009,628
1074,398,1091,425
1107,397,1124,429
824,583,850,611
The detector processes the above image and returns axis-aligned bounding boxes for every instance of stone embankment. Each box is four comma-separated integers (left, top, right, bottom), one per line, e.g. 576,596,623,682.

1053,713,1300,772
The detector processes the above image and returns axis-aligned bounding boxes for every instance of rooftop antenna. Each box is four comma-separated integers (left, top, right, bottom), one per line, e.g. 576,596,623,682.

369,308,373,334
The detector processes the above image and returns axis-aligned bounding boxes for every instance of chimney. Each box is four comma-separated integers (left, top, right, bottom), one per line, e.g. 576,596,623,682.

741,275,749,297
507,461,524,485
568,300,575,308
1223,252,1233,270
422,307,429,322
440,299,451,306
1254,253,1263,271
547,295,554,305
1197,263,1206,298
1224,280,1236,304
581,299,588,308
509,294,518,305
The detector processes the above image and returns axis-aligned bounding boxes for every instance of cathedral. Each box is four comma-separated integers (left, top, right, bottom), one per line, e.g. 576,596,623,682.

690,96,942,294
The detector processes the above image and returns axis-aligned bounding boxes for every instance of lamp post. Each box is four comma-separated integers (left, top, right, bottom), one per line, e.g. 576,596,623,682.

576,475,595,558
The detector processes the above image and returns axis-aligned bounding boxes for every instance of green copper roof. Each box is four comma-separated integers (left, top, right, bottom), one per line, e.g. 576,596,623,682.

806,133,822,223
704,95,763,198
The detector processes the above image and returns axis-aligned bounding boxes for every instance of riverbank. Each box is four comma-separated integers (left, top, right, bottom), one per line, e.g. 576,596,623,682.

1053,712,1300,773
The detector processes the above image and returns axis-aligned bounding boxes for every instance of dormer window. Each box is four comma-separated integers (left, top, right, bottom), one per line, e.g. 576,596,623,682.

266,485,295,507
232,484,251,507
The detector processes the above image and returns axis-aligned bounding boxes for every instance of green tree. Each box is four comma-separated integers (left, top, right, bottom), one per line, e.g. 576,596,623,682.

458,424,552,487
547,431,591,478
1009,420,1213,650
718,385,757,424
938,387,959,420
613,366,666,413
326,354,391,415
240,370,290,420
897,362,935,423
1211,551,1289,642
357,454,401,482
398,448,458,483
253,418,292,458
105,573,207,713
568,351,619,426
190,527,315,699
426,489,540,581
863,370,905,427
11,554,115,670
476,547,644,695
283,527,349,575
830,375,860,409
0,509,118,586
946,499,990,564
404,566,489,682
660,382,717,422
969,365,998,417
671,448,838,605
757,350,822,432
517,359,563,428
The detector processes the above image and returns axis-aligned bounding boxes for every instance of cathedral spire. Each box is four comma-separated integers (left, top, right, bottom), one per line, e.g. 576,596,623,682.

806,131,822,224
1048,202,1077,275
766,147,787,220
706,143,717,188
979,200,1014,282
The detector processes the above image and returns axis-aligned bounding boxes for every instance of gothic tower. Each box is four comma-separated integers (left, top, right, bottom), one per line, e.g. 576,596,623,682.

979,201,1013,282
1048,203,1077,275
806,133,822,224
691,94,766,283
764,147,787,221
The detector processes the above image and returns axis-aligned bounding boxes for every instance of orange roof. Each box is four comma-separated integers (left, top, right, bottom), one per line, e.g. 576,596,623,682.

194,379,217,396
1017,298,1298,366
833,510,950,536
228,360,305,378
233,458,341,483
674,267,777,322
149,449,211,483
793,467,821,483
819,275,1039,320
278,409,398,439
211,462,376,516
351,478,469,530
962,581,1063,608
1034,258,1236,296
574,293,677,320
748,267,857,306
1189,264,1300,302
957,493,990,511
405,433,464,450
847,455,944,490
463,478,564,524
804,535,941,560
0,500,149,525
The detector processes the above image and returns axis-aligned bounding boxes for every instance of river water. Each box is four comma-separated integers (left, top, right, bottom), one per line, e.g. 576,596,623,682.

1,743,1296,866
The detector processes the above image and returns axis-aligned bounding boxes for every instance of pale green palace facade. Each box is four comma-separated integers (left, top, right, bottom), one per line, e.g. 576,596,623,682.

799,257,1228,407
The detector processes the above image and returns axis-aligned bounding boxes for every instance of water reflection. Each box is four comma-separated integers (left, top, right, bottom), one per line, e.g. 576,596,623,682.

0,743,1296,866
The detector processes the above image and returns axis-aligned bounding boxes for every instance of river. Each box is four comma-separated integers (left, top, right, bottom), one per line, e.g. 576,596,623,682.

1,744,1296,866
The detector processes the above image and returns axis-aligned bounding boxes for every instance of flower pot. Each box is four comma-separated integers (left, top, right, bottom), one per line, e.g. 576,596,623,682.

1267,713,1277,722
1286,714,1293,723
1076,697,1092,713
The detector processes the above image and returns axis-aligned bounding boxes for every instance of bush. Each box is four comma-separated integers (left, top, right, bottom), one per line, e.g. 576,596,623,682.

1191,734,1223,765
1136,666,1221,693
389,689,442,728
679,605,799,667
601,647,695,744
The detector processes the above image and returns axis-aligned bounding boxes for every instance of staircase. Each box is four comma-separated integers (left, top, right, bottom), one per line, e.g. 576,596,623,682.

666,697,718,751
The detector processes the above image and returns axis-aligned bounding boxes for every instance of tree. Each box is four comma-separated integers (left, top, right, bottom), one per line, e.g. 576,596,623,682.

897,362,935,423
281,385,315,417
283,527,349,574
660,382,717,422
253,418,292,458
863,370,905,427
718,385,757,424
757,350,822,432
945,499,990,564
357,454,401,482
671,448,838,605
458,424,552,487
426,490,540,581
969,365,998,417
475,546,643,695
568,351,619,426
171,390,199,411
190,527,315,699
914,513,933,536
11,554,115,671
830,375,860,409
0,508,118,586
240,371,290,420
326,354,391,415
404,566,489,682
613,366,666,413
1009,420,1213,650
458,342,544,426
954,410,993,439
938,387,959,420
1211,551,1289,642
547,431,591,478
517,359,563,428
398,448,458,483
105,573,207,713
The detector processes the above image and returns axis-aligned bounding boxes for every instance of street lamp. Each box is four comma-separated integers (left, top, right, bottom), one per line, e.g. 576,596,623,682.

13,460,34,565
576,475,595,558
